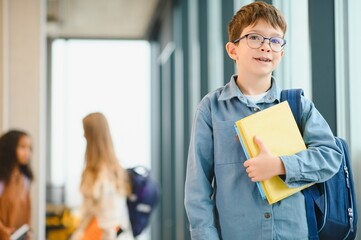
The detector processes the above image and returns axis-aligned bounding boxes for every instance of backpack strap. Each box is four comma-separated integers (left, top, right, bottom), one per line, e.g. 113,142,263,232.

335,137,356,234
303,188,319,240
280,89,319,240
280,89,304,132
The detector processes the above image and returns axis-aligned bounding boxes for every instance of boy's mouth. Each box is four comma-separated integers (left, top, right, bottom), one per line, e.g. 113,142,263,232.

254,57,272,62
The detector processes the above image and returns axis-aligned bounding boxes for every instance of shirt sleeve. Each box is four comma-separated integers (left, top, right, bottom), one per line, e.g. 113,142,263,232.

96,179,120,240
70,194,94,239
96,175,133,240
184,105,220,240
0,219,10,240
280,96,342,187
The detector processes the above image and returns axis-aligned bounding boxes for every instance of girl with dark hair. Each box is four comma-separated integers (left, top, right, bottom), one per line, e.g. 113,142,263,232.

0,130,33,240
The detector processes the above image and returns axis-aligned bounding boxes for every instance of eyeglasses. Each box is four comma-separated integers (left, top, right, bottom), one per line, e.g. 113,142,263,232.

233,33,286,52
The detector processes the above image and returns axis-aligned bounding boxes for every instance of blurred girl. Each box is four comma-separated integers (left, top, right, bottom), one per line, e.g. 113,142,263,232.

0,130,33,240
71,112,134,240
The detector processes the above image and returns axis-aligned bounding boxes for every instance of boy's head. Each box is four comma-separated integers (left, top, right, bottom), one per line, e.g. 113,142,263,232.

228,2,287,43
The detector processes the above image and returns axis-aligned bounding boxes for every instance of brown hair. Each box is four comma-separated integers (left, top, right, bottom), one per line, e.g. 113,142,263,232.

81,112,130,196
228,1,287,42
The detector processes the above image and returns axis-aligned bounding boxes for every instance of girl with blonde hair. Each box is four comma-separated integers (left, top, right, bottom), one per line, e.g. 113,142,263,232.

71,112,134,240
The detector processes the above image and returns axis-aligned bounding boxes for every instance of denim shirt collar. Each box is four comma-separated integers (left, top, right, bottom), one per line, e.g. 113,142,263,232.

218,74,280,104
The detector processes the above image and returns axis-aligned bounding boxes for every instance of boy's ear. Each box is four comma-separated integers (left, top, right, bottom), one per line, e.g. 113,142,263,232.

225,42,238,61
280,50,285,57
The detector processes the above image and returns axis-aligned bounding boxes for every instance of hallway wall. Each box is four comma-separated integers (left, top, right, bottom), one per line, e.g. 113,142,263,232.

0,0,46,239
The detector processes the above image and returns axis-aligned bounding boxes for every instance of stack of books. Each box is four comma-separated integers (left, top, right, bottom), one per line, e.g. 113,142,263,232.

234,101,313,204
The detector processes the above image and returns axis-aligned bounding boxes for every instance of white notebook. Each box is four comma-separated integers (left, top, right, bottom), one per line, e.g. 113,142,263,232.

10,224,30,240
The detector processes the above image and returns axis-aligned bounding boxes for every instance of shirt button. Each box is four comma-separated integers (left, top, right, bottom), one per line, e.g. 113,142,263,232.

264,212,271,219
253,107,258,112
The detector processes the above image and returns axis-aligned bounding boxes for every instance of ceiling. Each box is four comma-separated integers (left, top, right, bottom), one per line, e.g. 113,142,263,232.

47,0,161,39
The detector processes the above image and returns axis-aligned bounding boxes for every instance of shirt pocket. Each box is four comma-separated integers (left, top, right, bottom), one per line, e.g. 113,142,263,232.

213,120,245,165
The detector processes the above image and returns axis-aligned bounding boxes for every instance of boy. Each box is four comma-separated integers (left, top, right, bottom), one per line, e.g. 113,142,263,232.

184,2,342,240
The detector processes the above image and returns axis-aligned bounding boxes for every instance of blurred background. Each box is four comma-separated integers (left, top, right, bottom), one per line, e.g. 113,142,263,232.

0,0,360,239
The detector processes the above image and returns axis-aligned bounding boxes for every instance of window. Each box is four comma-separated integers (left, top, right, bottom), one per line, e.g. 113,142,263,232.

50,39,151,211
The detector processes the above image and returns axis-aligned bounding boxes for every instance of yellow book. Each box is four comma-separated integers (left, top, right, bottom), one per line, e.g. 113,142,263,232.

234,101,313,204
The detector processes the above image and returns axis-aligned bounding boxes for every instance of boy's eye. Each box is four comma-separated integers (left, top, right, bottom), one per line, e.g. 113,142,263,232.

270,37,283,45
248,34,262,41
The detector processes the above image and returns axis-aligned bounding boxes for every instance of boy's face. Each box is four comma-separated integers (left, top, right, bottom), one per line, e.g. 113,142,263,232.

226,20,285,79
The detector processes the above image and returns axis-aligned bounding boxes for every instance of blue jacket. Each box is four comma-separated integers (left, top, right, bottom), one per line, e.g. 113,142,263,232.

184,75,342,240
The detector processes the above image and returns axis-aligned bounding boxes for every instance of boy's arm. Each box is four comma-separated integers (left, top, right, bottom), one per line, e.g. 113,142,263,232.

184,108,219,240
280,98,342,187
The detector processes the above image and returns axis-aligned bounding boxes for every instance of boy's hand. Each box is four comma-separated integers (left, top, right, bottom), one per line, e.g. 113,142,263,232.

243,136,285,182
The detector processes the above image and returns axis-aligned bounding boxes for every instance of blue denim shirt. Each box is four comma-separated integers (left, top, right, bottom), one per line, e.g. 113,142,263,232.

184,75,342,240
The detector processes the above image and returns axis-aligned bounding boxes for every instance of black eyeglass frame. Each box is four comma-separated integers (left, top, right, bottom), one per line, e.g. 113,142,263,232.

232,33,287,52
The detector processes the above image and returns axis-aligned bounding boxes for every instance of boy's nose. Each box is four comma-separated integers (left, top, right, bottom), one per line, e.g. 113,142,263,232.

260,40,271,52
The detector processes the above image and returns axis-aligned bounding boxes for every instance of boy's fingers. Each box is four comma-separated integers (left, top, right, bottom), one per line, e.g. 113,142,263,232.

254,136,269,154
243,159,251,168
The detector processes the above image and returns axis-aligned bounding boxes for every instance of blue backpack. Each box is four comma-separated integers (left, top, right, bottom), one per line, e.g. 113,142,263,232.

281,89,358,240
126,166,160,237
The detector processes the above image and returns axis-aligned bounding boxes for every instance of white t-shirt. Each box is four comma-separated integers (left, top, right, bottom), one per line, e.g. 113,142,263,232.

245,91,268,104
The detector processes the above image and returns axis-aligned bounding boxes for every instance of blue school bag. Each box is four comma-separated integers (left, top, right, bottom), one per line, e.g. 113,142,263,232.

126,166,160,237
281,89,358,240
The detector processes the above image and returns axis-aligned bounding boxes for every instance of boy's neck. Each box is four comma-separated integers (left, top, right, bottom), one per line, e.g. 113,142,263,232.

236,74,272,96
